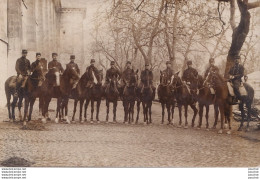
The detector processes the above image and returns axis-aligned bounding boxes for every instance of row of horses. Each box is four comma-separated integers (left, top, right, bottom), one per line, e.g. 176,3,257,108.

5,60,254,134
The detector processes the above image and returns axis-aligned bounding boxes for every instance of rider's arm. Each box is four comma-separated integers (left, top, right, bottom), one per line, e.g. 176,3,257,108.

15,59,21,75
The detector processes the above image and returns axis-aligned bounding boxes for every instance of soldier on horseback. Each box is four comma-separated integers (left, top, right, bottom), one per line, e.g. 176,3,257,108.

66,55,80,89
85,59,101,88
48,53,64,86
121,61,135,95
104,61,121,94
182,60,198,102
31,53,42,72
163,61,174,83
138,63,156,96
15,49,31,92
229,55,245,102
204,58,219,78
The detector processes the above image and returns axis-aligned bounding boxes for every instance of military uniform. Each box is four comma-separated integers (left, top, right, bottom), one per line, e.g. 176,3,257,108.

86,65,101,88
138,69,155,95
104,67,121,85
204,65,219,78
229,61,244,99
122,67,134,86
182,67,198,83
163,67,174,82
48,60,64,73
15,50,31,89
66,61,80,75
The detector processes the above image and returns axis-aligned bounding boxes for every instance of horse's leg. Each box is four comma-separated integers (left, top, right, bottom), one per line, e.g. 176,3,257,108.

79,99,84,123
178,104,182,127
149,102,152,124
72,99,78,122
96,100,101,123
23,96,29,125
130,101,135,124
56,98,61,121
218,105,225,134
135,101,140,124
212,104,219,129
184,104,188,128
28,97,36,122
90,100,94,123
106,100,109,123
205,105,209,129
17,95,23,121
123,101,127,123
6,93,12,120
64,97,70,124
142,102,146,124
166,103,172,125
113,100,117,123
190,103,198,128
161,103,165,124
238,102,244,131
198,103,203,128
11,94,18,121
246,101,252,131
42,97,51,123
84,99,90,122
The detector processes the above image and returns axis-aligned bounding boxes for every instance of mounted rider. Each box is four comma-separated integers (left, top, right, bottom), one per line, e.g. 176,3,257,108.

163,61,174,83
182,60,198,102
85,59,101,88
138,63,156,96
66,55,80,89
15,49,31,92
229,55,245,101
121,61,135,94
47,53,64,86
204,58,219,94
103,61,121,94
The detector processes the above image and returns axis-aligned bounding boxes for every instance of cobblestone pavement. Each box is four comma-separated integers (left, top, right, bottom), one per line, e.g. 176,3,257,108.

0,100,259,167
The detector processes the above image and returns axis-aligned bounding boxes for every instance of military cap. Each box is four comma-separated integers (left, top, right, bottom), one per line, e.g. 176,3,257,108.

22,49,28,54
52,52,58,56
166,61,171,64
126,61,131,65
110,61,115,65
70,55,75,59
90,59,95,63
36,52,41,56
187,60,192,65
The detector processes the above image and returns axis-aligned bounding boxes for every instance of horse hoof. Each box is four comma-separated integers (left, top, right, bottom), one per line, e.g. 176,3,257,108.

106,121,109,124
184,125,188,129
177,125,182,128
246,128,250,132
206,129,210,131
23,121,27,126
224,124,228,129
97,121,100,124
197,127,201,130
80,120,84,124
54,118,59,124
211,126,216,129
72,120,76,123
227,131,231,135
66,120,71,124
218,129,223,134
90,121,94,124
42,118,47,124
113,120,117,124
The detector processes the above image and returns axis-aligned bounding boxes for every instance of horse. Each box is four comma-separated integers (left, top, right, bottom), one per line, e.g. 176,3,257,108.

170,72,198,129
122,70,139,124
104,76,120,123
197,75,219,129
206,70,254,133
22,62,46,124
84,70,104,124
157,71,175,125
5,76,24,121
135,75,155,125
41,66,79,123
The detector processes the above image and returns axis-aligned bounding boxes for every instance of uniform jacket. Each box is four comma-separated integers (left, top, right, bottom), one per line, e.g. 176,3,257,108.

15,57,31,76
182,67,198,82
141,69,153,84
86,65,101,83
122,67,134,83
229,63,244,82
105,67,121,82
48,60,64,73
163,67,174,80
66,61,80,74
204,65,219,78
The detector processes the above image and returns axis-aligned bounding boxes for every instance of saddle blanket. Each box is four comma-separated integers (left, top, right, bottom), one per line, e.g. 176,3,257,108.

227,82,247,96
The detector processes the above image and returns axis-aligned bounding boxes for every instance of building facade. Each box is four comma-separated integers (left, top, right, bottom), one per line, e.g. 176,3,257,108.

0,0,86,106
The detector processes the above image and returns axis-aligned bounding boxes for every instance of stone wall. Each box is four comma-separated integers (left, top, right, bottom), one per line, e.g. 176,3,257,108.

0,0,8,106
59,8,86,72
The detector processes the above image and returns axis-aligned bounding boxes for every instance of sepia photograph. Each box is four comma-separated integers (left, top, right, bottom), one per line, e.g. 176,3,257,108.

0,0,260,174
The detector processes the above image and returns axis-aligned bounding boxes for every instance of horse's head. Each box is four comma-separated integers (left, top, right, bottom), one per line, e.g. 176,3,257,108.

197,75,205,89
64,66,80,80
160,71,170,86
31,61,45,81
170,71,182,88
98,69,103,84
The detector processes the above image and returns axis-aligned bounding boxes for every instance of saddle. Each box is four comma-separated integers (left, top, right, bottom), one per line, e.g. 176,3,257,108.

227,82,247,97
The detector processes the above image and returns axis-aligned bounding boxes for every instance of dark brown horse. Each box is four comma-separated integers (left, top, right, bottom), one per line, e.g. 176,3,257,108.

135,76,154,125
41,66,79,123
197,75,219,129
22,62,46,124
122,70,139,124
84,70,103,124
205,71,232,134
171,72,198,128
104,76,120,123
5,76,24,121
157,71,175,125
